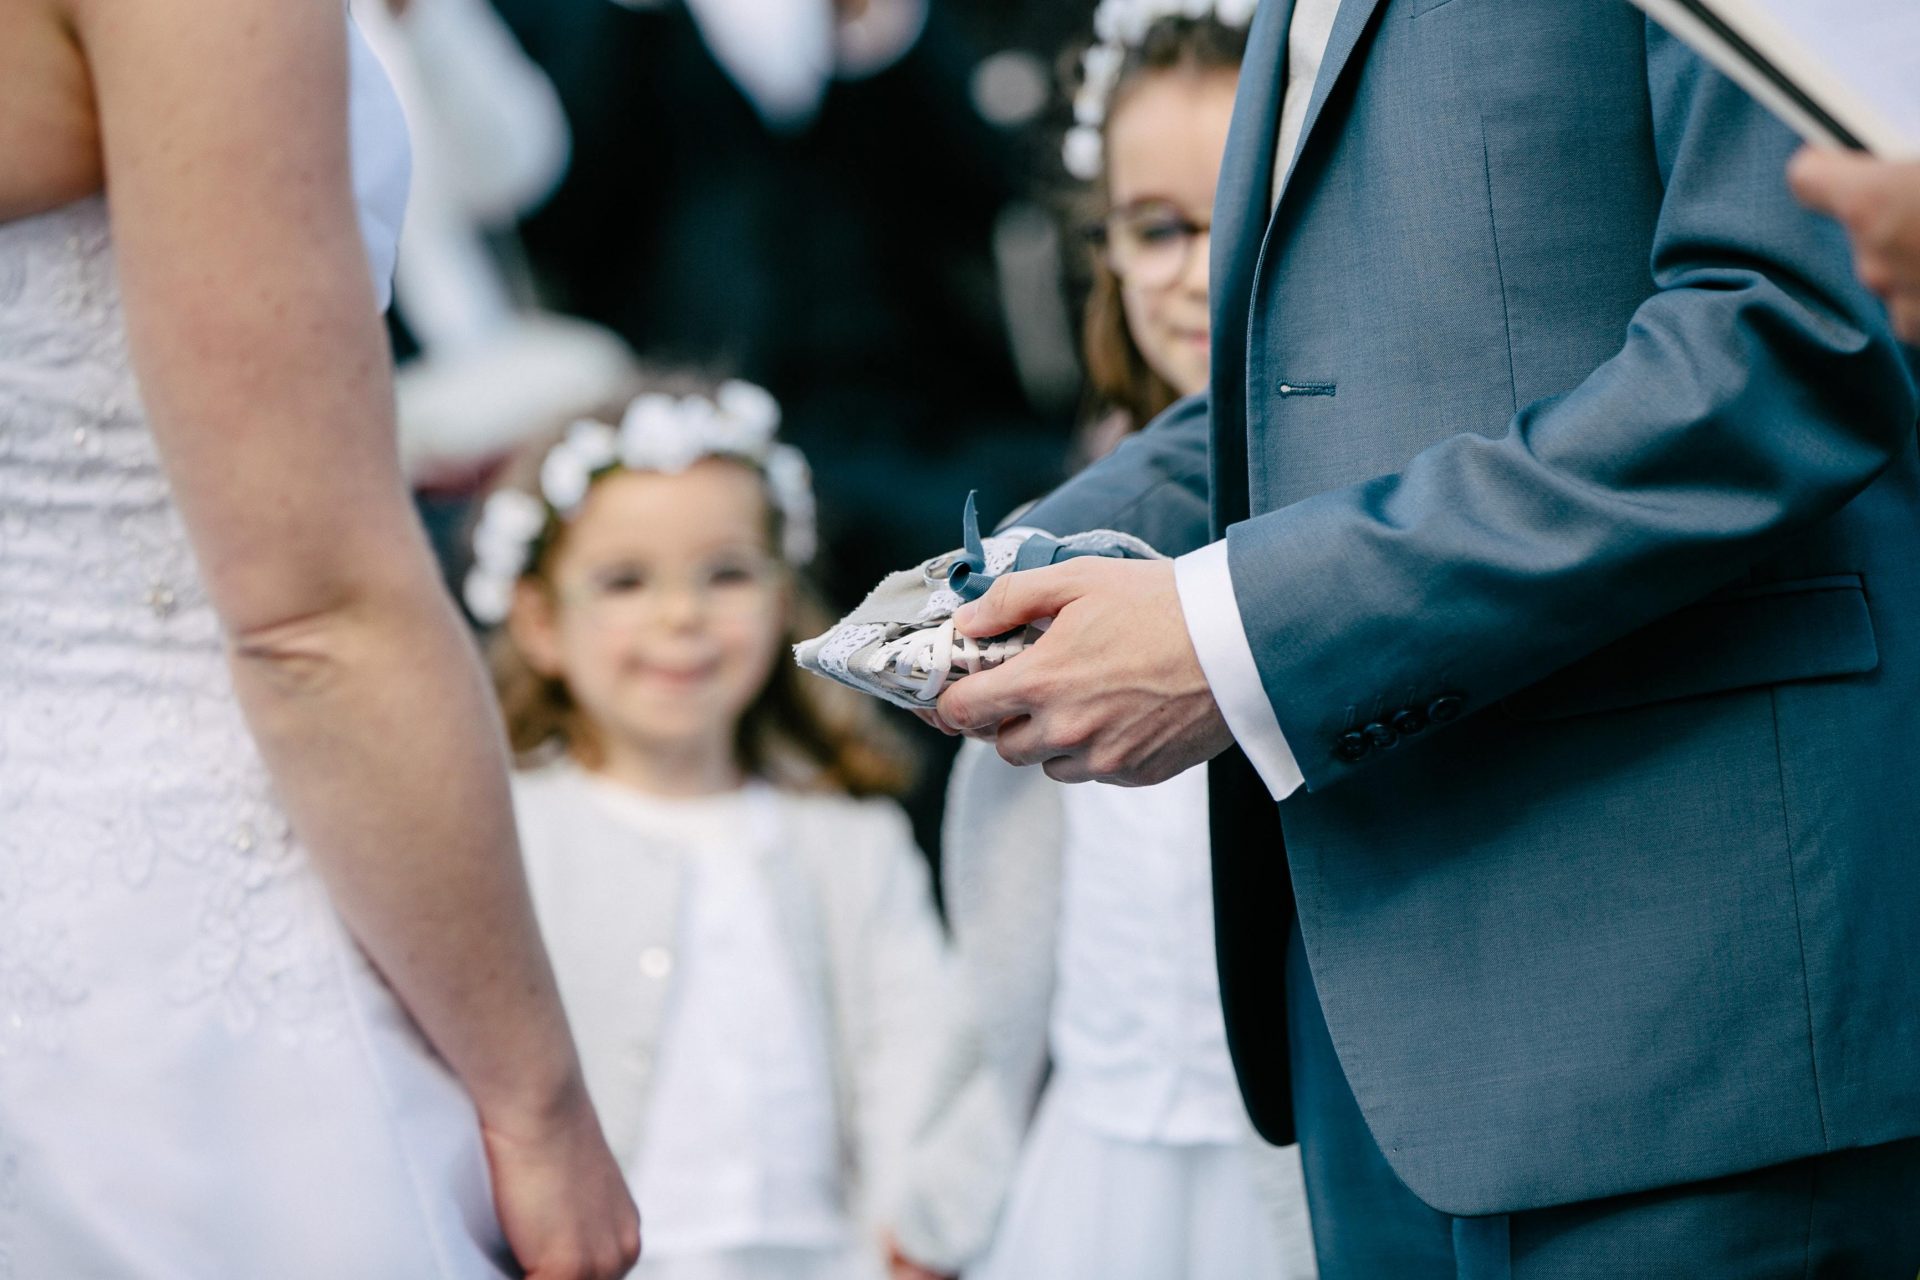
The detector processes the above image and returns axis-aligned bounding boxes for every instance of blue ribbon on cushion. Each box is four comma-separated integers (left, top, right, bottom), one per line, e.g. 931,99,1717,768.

947,491,1129,603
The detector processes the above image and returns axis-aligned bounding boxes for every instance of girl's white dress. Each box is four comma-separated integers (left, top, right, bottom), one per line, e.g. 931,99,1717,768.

0,16,510,1277
511,763,983,1280
942,749,1318,1280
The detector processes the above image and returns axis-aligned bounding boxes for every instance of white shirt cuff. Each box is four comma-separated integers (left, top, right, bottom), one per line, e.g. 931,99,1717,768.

1173,541,1306,801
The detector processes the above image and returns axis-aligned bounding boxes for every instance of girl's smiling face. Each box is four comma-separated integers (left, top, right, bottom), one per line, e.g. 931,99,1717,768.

513,460,788,784
1103,67,1239,399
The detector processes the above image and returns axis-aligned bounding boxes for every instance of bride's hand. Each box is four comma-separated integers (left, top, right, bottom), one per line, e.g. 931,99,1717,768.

881,1230,954,1280
481,1081,641,1280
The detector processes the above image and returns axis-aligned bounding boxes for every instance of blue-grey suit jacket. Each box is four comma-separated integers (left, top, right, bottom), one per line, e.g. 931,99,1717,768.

1021,0,1920,1218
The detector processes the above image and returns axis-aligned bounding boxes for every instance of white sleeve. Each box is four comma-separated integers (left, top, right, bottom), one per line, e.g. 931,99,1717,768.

1173,541,1306,801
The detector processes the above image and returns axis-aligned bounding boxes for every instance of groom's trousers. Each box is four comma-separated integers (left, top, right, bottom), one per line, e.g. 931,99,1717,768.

1283,925,1920,1279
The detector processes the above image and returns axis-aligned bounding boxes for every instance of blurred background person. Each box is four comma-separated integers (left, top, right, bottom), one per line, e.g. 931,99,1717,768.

917,7,1319,1280
487,0,1070,607
483,0,1092,866
468,379,1004,1280
356,0,638,577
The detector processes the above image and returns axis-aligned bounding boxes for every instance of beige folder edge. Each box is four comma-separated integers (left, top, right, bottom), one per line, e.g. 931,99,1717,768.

1629,0,1918,157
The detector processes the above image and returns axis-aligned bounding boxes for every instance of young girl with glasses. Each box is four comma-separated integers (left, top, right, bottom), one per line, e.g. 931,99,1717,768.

468,377,994,1280
1070,6,1241,461
921,6,1319,1278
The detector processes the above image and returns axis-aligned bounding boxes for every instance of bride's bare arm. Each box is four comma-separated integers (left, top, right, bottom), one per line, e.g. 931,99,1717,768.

65,0,636,1272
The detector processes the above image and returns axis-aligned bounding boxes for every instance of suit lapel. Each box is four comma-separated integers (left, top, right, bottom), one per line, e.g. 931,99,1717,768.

1210,0,1294,532
1211,0,1391,531
1211,0,1294,305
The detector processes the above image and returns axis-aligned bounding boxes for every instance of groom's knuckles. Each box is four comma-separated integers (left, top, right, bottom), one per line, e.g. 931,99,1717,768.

998,708,1096,770
1042,755,1093,784
938,670,1009,729
954,577,1016,637
1087,742,1133,781
1050,707,1097,753
948,646,1063,727
991,717,1045,766
964,561,1086,635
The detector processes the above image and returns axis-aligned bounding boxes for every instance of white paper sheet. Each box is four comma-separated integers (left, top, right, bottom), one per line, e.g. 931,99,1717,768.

1744,0,1920,147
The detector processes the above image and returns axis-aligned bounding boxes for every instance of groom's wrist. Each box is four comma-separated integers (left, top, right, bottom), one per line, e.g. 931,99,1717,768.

1173,542,1306,801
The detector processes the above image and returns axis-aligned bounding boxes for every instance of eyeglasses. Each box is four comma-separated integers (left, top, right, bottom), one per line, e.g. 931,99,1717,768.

1087,200,1210,290
559,553,784,630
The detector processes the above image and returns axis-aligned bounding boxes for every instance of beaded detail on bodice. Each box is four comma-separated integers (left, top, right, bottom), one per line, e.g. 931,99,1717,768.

0,27,512,1280
0,198,344,1059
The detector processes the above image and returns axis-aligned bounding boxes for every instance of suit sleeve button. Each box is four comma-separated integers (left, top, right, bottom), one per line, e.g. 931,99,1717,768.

1335,731,1371,762
1364,722,1398,749
1390,709,1428,735
1427,694,1466,723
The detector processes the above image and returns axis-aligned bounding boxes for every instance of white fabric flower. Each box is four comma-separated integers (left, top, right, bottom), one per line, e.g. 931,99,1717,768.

472,489,545,571
1114,0,1153,44
1063,126,1105,181
1070,0,1251,181
563,419,618,471
540,445,593,514
464,488,548,625
617,394,681,468
716,379,781,446
764,444,817,565
1082,42,1125,95
620,392,715,473
540,419,618,512
480,380,819,591
462,566,517,626
661,396,722,470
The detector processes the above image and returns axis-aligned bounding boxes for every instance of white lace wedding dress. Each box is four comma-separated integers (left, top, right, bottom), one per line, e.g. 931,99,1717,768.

0,16,508,1278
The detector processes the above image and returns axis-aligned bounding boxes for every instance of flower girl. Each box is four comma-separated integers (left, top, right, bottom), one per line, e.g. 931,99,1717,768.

903,4,1319,1277
466,377,988,1280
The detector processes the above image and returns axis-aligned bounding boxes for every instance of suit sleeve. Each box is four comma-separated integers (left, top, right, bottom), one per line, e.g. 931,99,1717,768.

1011,392,1214,556
1223,26,1919,791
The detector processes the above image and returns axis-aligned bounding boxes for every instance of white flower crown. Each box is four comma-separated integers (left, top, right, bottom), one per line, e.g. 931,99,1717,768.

1062,0,1258,181
463,380,818,625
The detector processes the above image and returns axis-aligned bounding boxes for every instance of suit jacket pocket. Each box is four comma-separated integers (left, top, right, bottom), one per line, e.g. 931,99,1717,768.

1502,575,1878,721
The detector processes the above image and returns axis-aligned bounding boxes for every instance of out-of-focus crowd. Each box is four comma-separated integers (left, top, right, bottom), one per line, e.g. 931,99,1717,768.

352,6,1320,1279
366,0,1144,857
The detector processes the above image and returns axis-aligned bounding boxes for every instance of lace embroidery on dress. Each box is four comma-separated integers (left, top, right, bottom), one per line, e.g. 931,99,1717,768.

0,200,348,1060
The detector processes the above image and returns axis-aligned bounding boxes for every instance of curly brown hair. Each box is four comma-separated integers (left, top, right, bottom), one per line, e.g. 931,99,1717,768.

479,379,915,799
1069,15,1248,437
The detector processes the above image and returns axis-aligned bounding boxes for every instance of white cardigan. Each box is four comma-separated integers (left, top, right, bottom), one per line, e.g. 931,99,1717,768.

510,764,1010,1272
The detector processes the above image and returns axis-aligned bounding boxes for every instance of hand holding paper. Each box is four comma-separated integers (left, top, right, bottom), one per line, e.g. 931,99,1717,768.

1790,151,1920,342
1629,0,1920,155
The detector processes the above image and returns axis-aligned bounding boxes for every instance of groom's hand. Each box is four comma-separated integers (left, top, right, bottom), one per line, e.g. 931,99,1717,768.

936,558,1233,785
